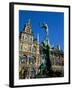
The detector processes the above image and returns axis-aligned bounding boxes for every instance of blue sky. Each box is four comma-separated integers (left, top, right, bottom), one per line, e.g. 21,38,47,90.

19,10,64,50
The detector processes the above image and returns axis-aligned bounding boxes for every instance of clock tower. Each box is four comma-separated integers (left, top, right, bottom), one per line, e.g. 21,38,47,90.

19,19,40,79
24,19,32,34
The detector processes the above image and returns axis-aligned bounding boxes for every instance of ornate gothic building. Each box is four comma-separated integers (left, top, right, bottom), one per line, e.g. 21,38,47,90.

19,19,40,79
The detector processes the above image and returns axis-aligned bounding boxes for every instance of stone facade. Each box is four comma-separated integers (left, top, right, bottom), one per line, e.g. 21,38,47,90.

50,47,64,73
19,20,40,79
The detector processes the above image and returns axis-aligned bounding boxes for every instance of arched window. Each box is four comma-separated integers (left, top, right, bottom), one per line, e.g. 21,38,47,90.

28,56,36,64
56,57,60,65
20,55,27,64
29,56,32,64
31,67,36,78
29,36,33,42
24,34,28,41
32,56,36,64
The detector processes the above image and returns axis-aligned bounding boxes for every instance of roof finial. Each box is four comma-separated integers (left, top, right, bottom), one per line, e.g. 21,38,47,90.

27,19,31,25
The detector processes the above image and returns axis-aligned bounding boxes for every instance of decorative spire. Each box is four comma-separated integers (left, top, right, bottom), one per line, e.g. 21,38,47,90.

58,45,61,50
57,45,61,51
24,19,32,34
37,33,39,44
28,19,30,25
26,19,31,26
